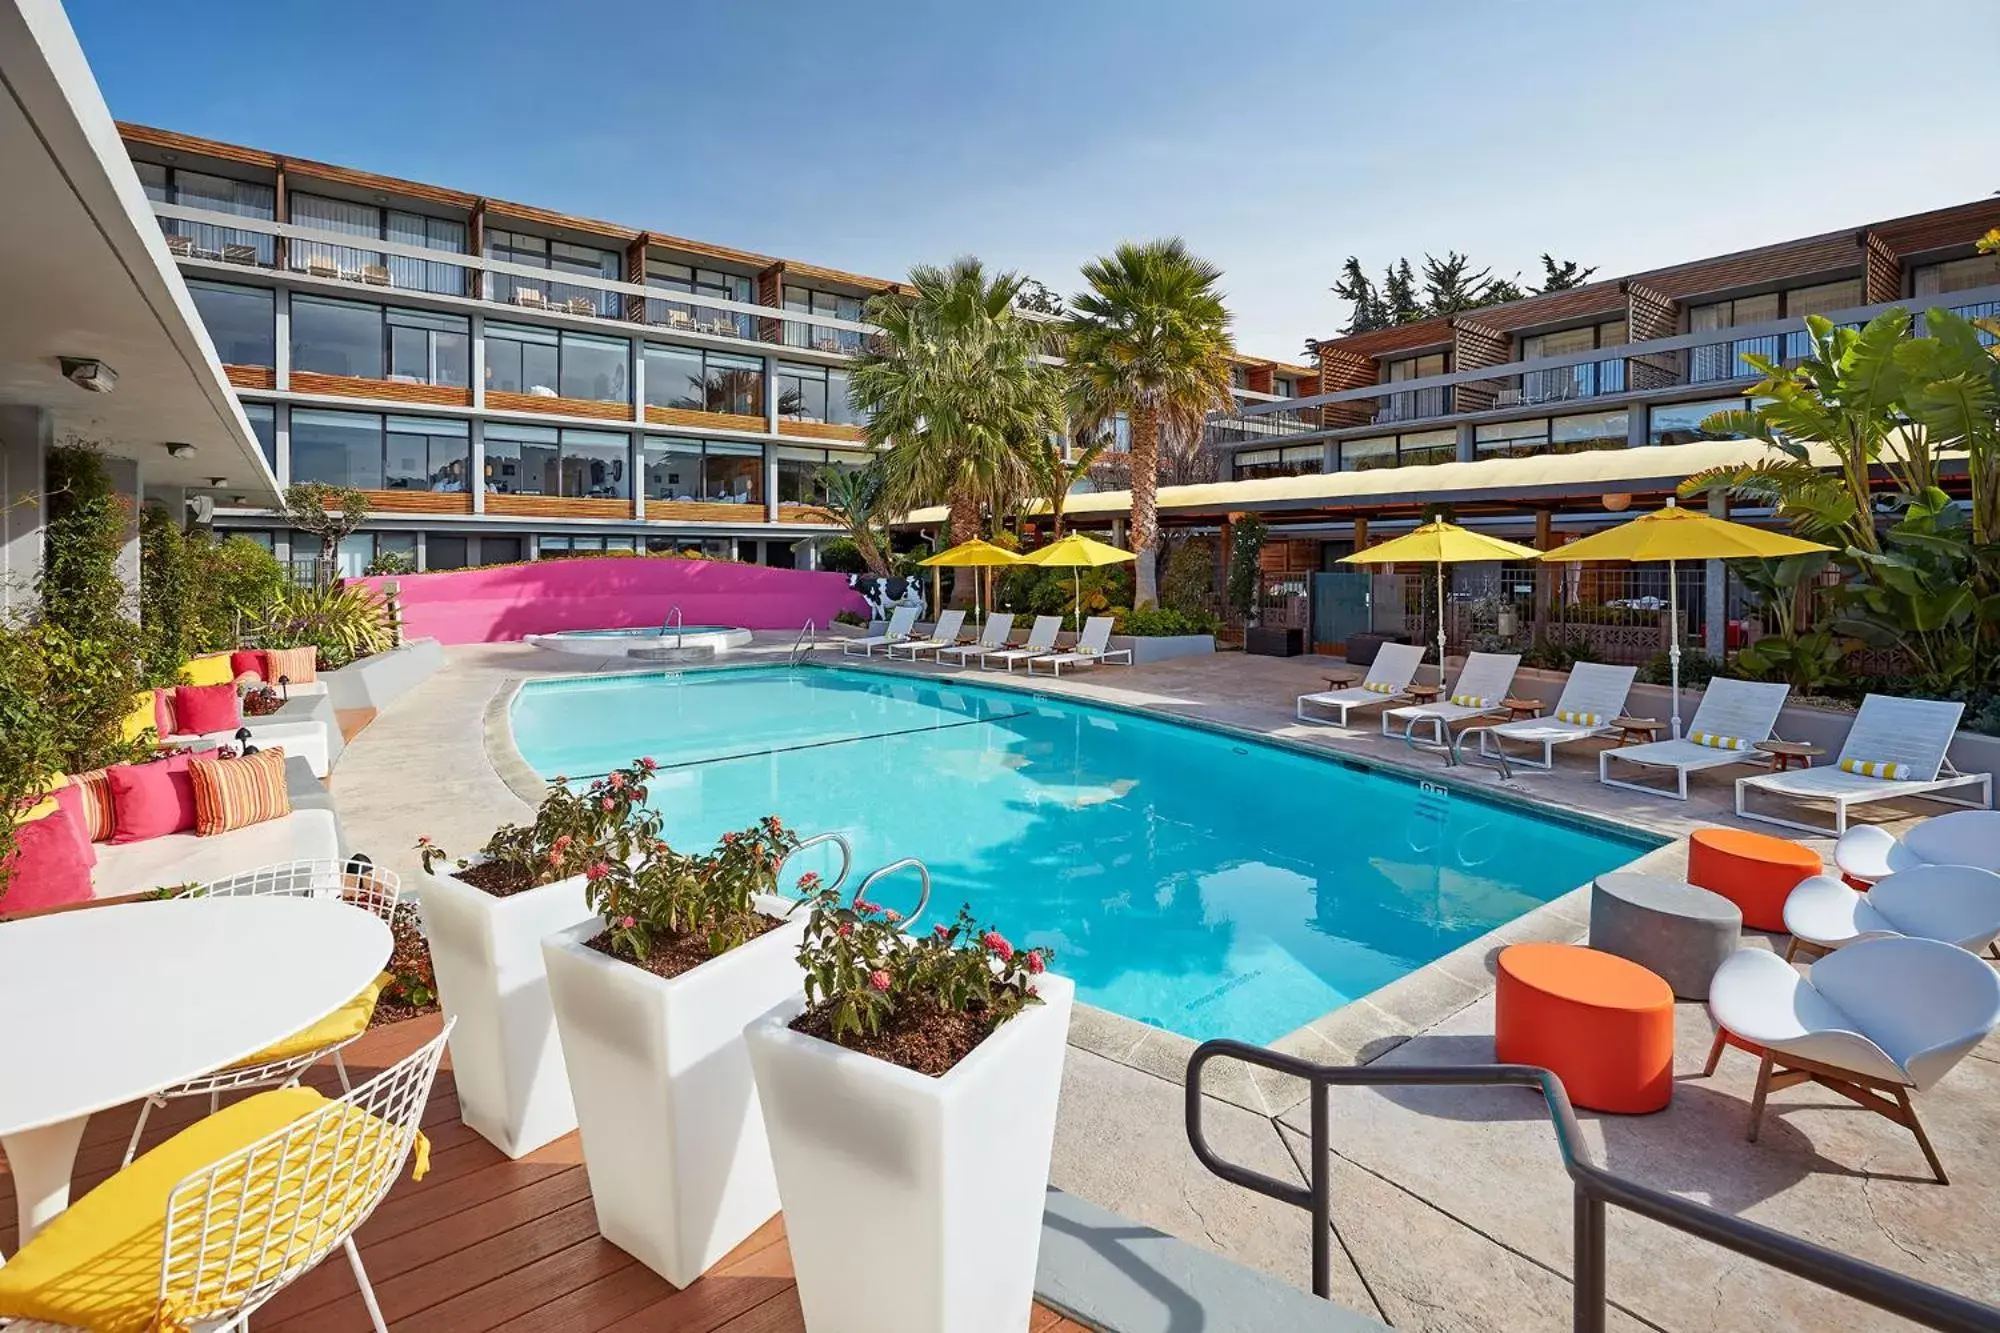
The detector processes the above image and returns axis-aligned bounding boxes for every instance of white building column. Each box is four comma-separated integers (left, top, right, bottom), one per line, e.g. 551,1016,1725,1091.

0,406,51,615
273,289,292,391
469,313,487,515
630,338,647,521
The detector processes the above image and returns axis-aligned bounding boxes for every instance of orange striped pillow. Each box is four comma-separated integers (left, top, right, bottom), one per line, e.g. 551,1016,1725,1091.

189,747,292,836
262,647,319,684
69,769,115,842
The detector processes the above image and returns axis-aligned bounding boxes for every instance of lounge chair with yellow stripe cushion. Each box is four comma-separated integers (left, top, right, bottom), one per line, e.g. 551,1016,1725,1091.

1600,678,1790,802
1296,642,1426,727
1735,695,1992,835
122,861,405,1167
1381,652,1521,746
1473,662,1637,770
0,1025,447,1333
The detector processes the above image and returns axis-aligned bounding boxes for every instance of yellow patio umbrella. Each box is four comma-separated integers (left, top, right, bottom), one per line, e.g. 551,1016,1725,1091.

1339,520,1542,677
919,537,1022,623
1018,532,1138,630
1538,498,1831,738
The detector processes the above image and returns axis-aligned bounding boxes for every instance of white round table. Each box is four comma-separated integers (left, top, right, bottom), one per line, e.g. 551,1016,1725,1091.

0,896,391,1245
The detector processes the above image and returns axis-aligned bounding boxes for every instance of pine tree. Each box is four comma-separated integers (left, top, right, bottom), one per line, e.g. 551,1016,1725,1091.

1382,259,1423,326
1535,255,1598,292
1331,256,1386,334
1420,251,1495,316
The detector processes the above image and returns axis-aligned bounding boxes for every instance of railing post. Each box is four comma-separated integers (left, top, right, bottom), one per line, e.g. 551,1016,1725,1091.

1310,1081,1332,1300
1573,1187,1606,1333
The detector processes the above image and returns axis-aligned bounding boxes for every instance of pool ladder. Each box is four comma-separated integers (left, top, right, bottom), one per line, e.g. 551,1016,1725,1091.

788,619,817,666
662,606,684,650
1397,714,1514,782
776,833,935,931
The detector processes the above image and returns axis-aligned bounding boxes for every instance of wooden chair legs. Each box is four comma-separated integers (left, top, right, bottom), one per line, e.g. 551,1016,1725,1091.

1725,1037,1947,1184
1702,1028,1727,1078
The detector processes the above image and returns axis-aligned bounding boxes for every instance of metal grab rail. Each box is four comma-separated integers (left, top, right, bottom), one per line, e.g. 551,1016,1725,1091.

789,619,817,666
774,831,853,901
1185,1041,1999,1333
1450,723,1514,781
854,857,933,930
662,606,684,650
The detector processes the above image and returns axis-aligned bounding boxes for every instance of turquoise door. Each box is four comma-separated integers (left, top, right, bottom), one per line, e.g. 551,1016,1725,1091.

1311,572,1372,651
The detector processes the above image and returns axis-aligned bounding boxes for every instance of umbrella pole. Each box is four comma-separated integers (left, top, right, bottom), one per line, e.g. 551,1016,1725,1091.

1435,562,1448,688
1073,568,1081,634
1668,558,1683,739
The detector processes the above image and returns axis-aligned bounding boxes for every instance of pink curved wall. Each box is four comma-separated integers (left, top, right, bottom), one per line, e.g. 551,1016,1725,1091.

354,557,868,645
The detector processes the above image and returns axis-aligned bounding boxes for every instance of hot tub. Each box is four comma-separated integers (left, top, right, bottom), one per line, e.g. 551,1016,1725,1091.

525,626,755,658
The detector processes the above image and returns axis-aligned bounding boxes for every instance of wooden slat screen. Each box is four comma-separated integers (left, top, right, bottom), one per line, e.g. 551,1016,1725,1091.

290,372,471,407
488,391,633,421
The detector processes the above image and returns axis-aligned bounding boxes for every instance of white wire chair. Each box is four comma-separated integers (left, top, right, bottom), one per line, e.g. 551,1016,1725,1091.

122,858,405,1167
1,1023,450,1333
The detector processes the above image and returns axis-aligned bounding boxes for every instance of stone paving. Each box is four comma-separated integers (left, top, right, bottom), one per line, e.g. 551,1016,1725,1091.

336,637,2000,1332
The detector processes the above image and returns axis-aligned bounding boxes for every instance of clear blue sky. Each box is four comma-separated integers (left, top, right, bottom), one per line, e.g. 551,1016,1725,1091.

68,0,2000,362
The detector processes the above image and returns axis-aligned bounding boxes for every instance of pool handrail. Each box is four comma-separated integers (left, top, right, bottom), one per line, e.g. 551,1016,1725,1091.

663,605,684,649
854,857,932,929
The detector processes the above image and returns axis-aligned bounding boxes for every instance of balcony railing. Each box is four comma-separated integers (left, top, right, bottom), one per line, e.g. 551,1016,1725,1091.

161,220,274,268
1374,385,1453,424
782,319,869,355
643,297,757,340
1503,357,1627,407
1203,408,1319,448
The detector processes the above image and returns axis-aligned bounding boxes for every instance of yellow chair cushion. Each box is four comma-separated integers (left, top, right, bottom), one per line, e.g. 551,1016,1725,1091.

0,1085,429,1333
1362,680,1396,695
14,795,59,824
183,654,236,688
1840,757,1908,780
1450,694,1488,708
1691,732,1745,751
120,691,158,743
1555,710,1600,726
234,973,392,1068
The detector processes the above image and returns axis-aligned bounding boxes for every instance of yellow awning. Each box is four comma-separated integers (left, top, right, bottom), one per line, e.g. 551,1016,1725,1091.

1539,500,1832,562
1340,520,1541,566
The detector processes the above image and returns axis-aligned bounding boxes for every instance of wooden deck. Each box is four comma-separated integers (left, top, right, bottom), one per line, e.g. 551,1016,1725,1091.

0,1015,1088,1331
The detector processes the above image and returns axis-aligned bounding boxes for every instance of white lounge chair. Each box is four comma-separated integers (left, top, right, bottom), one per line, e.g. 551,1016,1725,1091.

1735,694,1992,835
1471,662,1638,770
1295,642,1425,727
981,615,1062,672
841,605,919,657
1782,864,2000,959
935,613,1014,666
1028,617,1132,676
885,609,967,661
1382,652,1521,746
1703,936,2000,1183
1835,809,2000,884
1598,678,1790,801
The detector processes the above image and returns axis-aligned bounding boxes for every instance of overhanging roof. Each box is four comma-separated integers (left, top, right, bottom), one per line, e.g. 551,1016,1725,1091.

900,439,1837,526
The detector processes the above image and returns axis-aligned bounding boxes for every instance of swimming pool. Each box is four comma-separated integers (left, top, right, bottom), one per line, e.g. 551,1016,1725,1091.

509,666,1655,1043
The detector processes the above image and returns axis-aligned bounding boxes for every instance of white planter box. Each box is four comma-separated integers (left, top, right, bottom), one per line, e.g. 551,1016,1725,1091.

414,863,591,1158
542,896,807,1286
744,973,1074,1333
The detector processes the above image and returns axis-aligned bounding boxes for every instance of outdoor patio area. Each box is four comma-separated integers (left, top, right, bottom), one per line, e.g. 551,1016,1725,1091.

293,636,2000,1333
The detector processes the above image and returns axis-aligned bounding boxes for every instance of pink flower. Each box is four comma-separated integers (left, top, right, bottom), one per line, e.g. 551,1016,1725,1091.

854,898,880,916
981,931,1014,962
883,909,902,925
868,970,891,993
552,835,574,854
618,915,635,929
722,831,739,845
933,924,951,939
601,797,615,811
838,923,853,937
608,772,626,789
637,757,659,773
798,871,822,890
585,862,611,882
1026,950,1046,975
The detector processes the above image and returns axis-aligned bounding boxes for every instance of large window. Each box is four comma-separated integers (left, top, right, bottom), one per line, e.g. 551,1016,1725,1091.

776,362,861,425
188,281,274,366
289,192,467,294
484,425,629,498
643,344,765,416
643,437,764,504
242,403,277,472
1687,281,1865,384
1915,254,2000,298
782,285,867,353
775,446,871,504
1380,352,1449,422
1475,411,1629,461
291,297,470,386
289,409,468,491
1234,445,1324,480
1648,398,1752,448
486,322,627,403
1336,428,1455,471
483,230,620,317
646,261,755,338
136,163,275,264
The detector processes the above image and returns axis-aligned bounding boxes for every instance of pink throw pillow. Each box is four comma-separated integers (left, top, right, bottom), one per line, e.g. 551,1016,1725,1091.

230,650,267,682
49,782,97,868
153,687,178,738
173,683,241,735
108,753,198,843
2,807,94,912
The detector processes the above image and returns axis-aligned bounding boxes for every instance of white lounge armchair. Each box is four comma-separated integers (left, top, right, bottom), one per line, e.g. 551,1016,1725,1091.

841,605,919,657
1028,617,1132,676
1835,809,2000,884
1471,662,1638,769
1599,678,1790,801
935,613,1014,666
1735,694,1991,835
885,609,967,661
1781,864,2000,960
1296,642,1425,727
1382,652,1521,746
981,615,1063,672
1703,936,2000,1183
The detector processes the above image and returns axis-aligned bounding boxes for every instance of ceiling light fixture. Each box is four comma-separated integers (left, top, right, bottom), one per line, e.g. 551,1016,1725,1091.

165,442,196,460
205,476,228,488
60,357,117,394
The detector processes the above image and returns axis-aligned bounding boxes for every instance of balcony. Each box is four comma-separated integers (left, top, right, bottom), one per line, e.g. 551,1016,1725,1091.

642,296,758,340
1373,385,1453,424
1202,407,1319,449
1500,358,1626,407
781,319,868,356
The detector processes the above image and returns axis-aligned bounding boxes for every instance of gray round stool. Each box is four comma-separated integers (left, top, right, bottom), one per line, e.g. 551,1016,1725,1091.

1588,872,1743,1000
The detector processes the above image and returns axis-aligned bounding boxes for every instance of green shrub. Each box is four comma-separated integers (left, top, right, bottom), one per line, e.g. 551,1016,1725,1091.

998,562,1132,628
1637,648,1725,689
1521,629,1599,672
365,550,415,576
191,536,286,649
1225,516,1268,622
252,581,393,670
1113,605,1219,637
818,537,867,573
1160,539,1216,618
138,504,196,684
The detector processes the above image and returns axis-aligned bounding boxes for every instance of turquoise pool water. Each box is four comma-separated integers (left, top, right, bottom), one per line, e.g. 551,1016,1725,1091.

510,666,1653,1043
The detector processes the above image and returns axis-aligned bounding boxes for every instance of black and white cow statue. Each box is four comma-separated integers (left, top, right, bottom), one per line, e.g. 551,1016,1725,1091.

847,574,927,623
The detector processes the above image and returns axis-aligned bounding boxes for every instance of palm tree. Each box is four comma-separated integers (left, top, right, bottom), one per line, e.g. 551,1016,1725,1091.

1065,240,1236,605
849,258,1063,605
1027,431,1112,538
812,461,893,576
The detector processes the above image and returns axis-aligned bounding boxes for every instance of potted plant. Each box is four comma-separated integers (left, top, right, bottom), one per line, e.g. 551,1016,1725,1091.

744,887,1072,1333
541,813,813,1286
412,760,653,1158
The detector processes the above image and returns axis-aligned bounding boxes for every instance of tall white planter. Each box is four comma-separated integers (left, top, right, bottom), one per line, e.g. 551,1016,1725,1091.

542,896,807,1286
744,973,1073,1333
414,864,590,1158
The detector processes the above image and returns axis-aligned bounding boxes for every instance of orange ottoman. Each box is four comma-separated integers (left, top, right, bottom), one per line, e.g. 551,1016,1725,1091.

1495,944,1674,1113
1687,827,1821,931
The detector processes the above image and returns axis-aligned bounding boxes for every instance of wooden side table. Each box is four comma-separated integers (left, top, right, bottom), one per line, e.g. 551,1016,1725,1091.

1754,739,1824,772
1321,670,1360,691
1610,717,1664,747
1405,683,1443,704
1500,697,1543,721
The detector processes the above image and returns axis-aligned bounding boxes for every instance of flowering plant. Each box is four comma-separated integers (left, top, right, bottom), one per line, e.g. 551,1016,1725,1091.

793,886,1047,1044
415,756,661,894
586,813,803,964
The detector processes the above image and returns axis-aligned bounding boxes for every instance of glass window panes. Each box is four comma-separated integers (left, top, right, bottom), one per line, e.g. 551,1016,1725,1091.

242,403,277,472
776,445,830,504
707,351,765,416
782,285,867,352
1648,398,1750,447
643,437,704,500
778,363,829,421
152,167,275,263
644,261,754,337
1475,419,1551,459
291,295,384,379
289,408,385,489
1549,410,1629,454
426,534,469,570
188,281,274,366
484,231,618,316
1521,327,1596,360
387,307,470,386
642,437,764,504
1234,445,1324,480
485,321,560,396
1784,279,1862,319
483,423,560,494
384,415,470,491
644,344,706,411
1398,428,1458,467
479,536,522,565
557,331,628,403
1914,254,2000,298
558,429,630,499
1387,352,1447,381
1340,436,1398,471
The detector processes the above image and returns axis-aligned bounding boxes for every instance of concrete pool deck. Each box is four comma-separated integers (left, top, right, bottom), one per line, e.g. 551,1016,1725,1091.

335,638,2000,1332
